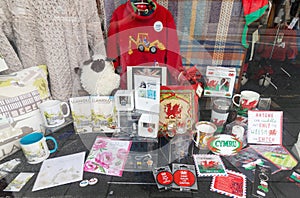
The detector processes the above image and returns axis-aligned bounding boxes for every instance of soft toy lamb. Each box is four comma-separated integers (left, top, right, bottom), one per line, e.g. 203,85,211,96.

76,55,120,96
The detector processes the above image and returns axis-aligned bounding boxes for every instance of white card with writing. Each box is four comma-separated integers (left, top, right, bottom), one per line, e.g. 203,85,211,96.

248,110,283,145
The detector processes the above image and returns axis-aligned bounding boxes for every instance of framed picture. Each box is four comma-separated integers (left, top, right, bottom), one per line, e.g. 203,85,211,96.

127,66,167,90
159,85,198,136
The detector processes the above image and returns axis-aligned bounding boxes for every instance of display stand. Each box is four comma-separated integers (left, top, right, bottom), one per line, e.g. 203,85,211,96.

113,88,161,172
159,132,194,163
42,116,73,135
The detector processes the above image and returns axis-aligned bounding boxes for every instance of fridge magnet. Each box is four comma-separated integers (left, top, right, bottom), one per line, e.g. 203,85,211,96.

290,171,300,183
159,85,198,136
207,134,243,156
127,66,167,90
84,136,132,177
204,66,236,98
210,169,246,198
193,154,227,177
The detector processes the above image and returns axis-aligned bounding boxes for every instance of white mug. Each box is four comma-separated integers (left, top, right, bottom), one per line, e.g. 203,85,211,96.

39,100,70,127
232,90,260,113
20,132,57,164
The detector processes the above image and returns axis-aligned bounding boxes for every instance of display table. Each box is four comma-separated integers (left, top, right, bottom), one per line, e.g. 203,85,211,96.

0,123,299,198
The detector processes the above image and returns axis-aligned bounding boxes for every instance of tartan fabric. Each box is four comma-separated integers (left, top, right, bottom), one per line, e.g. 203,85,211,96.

100,0,246,90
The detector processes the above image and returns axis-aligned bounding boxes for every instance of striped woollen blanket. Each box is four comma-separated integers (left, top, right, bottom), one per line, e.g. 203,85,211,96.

101,0,246,90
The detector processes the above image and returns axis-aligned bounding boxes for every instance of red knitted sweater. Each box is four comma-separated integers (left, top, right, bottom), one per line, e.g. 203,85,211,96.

106,0,183,78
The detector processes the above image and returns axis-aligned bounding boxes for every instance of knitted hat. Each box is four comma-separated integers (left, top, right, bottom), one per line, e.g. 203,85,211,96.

242,0,269,48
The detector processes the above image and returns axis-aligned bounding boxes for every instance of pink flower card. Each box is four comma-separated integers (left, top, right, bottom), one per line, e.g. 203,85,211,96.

84,136,132,177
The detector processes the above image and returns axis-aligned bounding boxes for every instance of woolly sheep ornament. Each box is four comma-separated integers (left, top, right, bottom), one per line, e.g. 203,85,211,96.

79,55,120,96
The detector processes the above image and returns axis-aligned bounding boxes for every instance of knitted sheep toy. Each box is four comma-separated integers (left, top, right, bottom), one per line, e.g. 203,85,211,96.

76,55,120,96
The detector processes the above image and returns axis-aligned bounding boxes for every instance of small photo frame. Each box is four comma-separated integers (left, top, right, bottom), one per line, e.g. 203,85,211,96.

114,90,134,111
127,66,167,90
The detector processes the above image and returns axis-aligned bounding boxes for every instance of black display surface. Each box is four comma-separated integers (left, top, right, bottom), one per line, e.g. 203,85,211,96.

0,122,299,198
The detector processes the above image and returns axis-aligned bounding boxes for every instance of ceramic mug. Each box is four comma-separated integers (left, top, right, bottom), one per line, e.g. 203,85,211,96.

20,132,58,164
232,90,260,112
194,121,217,149
39,100,70,127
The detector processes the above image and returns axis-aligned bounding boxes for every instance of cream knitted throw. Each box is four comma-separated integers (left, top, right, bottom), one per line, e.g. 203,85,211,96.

0,0,106,101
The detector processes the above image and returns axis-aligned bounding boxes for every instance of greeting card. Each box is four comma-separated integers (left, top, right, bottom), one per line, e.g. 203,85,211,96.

193,154,227,177
159,85,198,136
84,136,132,177
70,96,117,133
134,75,160,113
247,110,283,145
69,96,92,133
